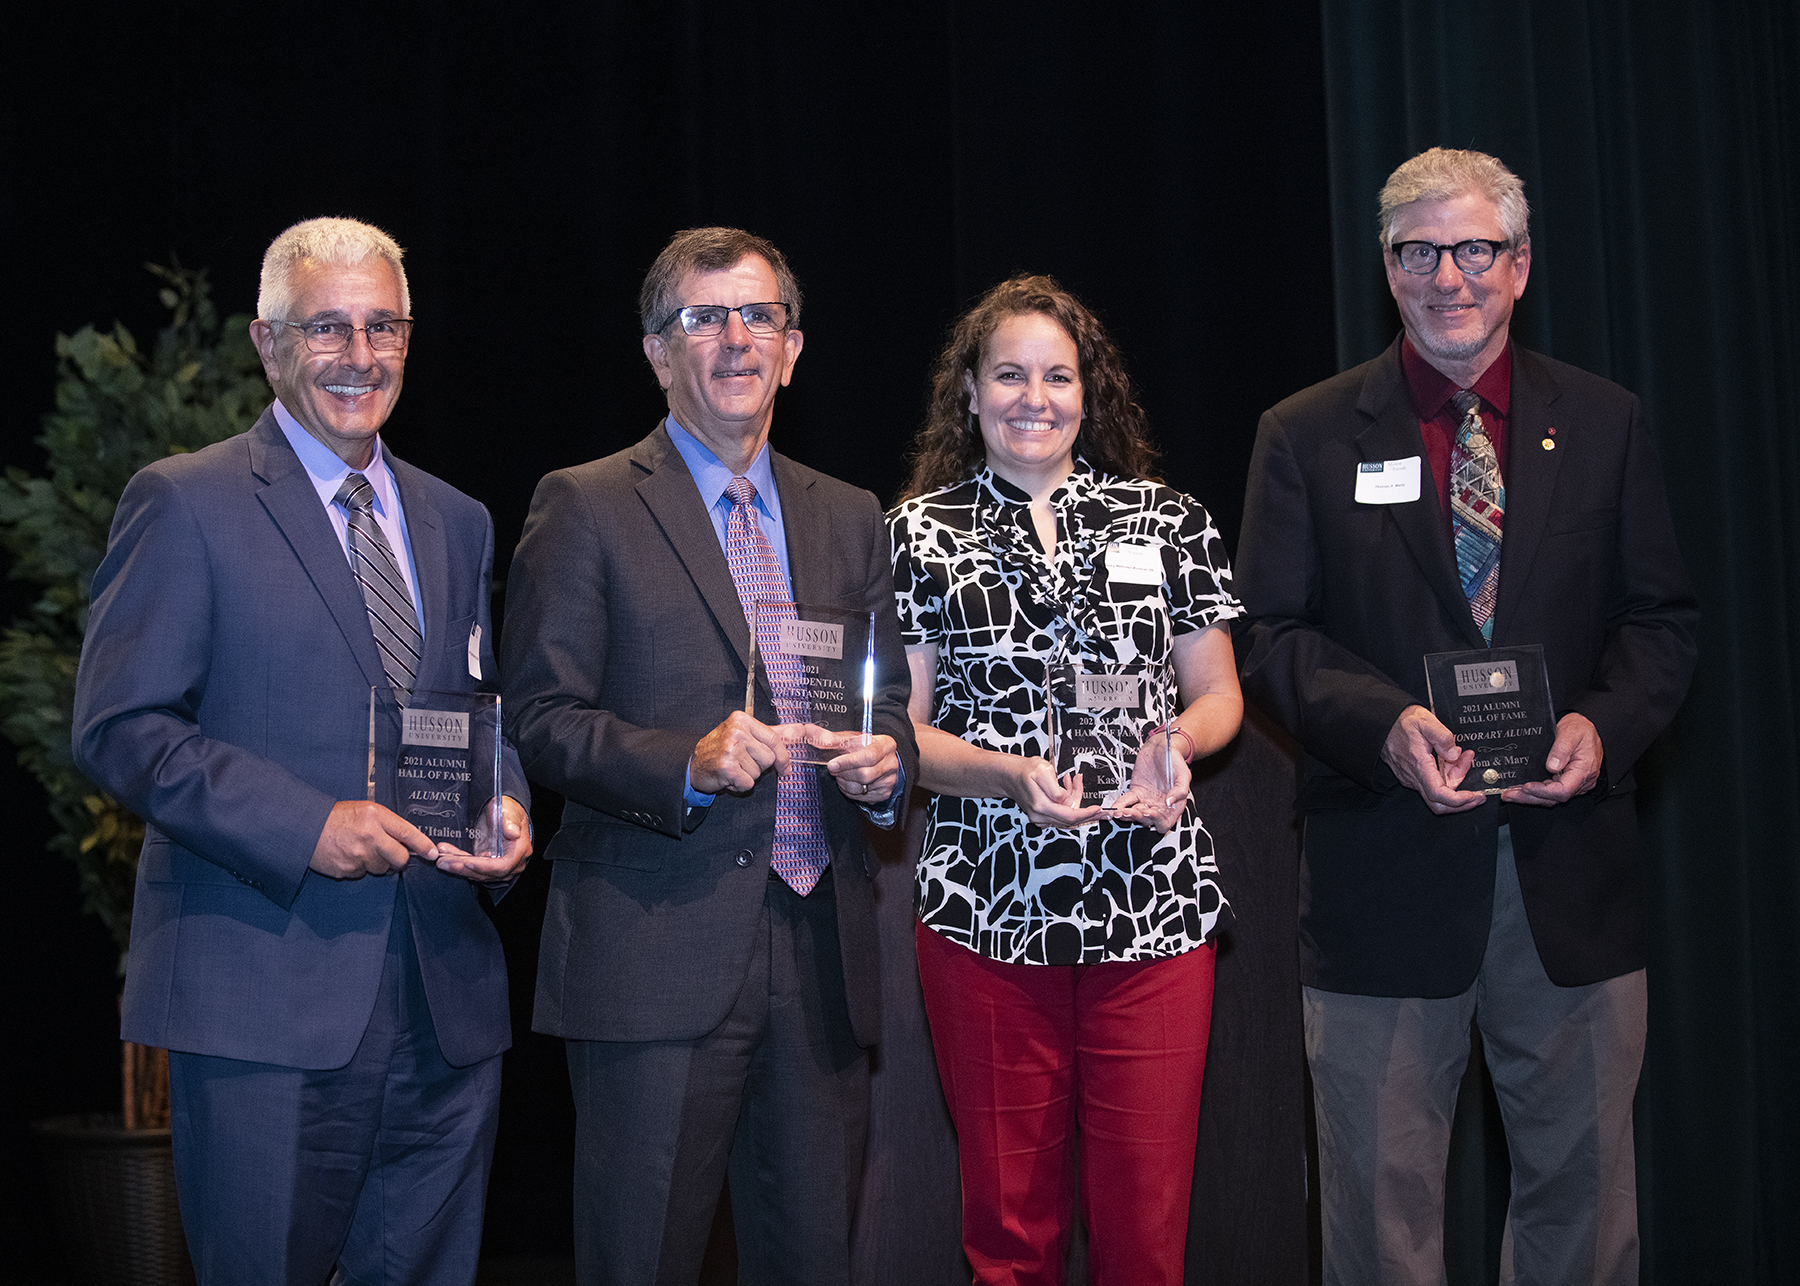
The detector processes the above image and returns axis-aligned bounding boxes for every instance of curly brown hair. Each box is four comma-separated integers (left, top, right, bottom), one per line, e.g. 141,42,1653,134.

899,275,1160,502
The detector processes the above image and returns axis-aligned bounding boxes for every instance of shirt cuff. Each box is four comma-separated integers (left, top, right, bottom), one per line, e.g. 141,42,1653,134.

861,760,906,830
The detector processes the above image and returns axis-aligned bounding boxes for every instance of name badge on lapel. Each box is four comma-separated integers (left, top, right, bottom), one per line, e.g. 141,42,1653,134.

1354,456,1421,505
1104,541,1163,586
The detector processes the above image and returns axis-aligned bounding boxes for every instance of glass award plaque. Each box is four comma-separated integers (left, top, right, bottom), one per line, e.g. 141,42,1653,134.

748,600,877,765
1423,645,1556,794
1046,662,1156,809
371,688,505,857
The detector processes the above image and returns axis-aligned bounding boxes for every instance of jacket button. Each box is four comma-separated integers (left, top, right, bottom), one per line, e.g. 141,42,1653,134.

735,851,752,867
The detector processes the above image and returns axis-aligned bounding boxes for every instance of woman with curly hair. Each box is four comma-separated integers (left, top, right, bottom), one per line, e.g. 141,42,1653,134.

889,275,1244,1283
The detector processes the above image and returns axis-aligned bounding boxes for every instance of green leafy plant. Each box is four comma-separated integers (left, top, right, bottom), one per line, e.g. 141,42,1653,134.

0,262,266,967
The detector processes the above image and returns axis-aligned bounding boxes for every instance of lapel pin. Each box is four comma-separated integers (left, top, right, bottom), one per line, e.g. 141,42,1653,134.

1542,438,1555,450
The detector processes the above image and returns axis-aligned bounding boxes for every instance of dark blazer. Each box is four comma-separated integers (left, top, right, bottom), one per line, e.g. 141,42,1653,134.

73,408,526,1069
1236,340,1697,997
500,424,916,1047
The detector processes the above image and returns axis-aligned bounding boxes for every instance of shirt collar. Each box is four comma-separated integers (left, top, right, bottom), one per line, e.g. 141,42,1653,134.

974,457,1099,508
1400,334,1513,419
665,416,781,522
272,400,396,513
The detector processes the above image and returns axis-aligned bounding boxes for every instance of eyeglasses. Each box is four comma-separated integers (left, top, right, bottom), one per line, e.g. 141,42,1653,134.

270,318,414,353
654,302,791,337
1390,239,1514,275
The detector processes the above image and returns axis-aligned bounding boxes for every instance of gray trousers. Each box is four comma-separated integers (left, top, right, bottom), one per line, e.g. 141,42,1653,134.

1304,826,1646,1286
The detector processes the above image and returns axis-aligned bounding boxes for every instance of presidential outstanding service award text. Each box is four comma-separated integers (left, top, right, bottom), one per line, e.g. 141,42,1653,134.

749,601,877,766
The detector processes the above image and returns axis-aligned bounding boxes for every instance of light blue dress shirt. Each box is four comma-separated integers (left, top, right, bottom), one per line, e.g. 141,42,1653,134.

664,418,901,821
274,401,423,637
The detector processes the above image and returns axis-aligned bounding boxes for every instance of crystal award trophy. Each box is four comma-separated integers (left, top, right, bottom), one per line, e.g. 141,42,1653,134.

371,687,505,857
1423,644,1556,794
1046,660,1158,810
748,601,877,765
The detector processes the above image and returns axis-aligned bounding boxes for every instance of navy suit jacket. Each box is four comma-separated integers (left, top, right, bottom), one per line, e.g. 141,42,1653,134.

73,408,527,1070
500,424,916,1048
1237,340,1697,997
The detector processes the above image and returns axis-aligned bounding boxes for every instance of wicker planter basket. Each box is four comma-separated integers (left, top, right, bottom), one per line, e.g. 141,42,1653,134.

30,1113,194,1286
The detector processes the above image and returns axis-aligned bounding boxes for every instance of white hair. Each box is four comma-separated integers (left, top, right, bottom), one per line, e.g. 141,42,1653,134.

1377,148,1531,250
257,216,411,320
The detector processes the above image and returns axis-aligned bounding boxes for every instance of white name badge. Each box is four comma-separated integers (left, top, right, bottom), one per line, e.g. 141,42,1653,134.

467,624,483,679
1104,542,1163,585
1354,456,1422,504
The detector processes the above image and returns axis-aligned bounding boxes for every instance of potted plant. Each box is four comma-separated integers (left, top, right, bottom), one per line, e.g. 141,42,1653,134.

0,262,264,1284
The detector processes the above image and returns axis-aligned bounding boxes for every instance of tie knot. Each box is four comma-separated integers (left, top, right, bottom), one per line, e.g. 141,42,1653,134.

1452,390,1481,418
725,475,758,508
335,472,376,514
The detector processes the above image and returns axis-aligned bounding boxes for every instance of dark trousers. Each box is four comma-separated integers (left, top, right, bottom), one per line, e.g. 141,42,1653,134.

566,869,871,1286
168,887,502,1286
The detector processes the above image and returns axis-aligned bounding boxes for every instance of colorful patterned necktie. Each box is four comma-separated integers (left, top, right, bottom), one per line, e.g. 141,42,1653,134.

1449,390,1504,643
335,472,422,704
723,475,829,895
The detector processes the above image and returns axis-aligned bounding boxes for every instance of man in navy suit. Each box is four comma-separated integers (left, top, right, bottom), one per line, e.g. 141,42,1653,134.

501,227,915,1284
1237,150,1696,1284
73,216,532,1286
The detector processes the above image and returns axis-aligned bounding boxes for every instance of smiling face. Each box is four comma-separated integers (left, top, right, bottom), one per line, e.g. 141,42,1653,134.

965,311,1084,495
1384,190,1531,386
642,255,804,469
249,257,408,469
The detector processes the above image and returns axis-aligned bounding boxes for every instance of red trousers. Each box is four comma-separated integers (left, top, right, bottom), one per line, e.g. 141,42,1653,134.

916,921,1216,1286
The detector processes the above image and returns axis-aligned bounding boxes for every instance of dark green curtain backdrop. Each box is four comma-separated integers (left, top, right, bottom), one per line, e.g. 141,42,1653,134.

1319,2,1799,1283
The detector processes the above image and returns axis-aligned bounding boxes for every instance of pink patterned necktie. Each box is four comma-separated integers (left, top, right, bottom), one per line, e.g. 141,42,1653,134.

723,475,829,895
1450,390,1504,643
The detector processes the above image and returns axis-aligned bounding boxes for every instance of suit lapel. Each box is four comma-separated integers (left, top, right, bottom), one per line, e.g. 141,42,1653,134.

1493,348,1564,638
248,412,389,695
633,424,757,674
388,453,446,691
1355,345,1486,648
772,451,824,606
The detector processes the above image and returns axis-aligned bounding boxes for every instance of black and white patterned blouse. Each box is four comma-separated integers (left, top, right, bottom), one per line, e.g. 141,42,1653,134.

889,461,1243,966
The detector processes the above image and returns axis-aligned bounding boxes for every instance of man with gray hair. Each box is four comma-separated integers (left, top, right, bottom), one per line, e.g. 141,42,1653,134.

74,215,532,1284
1236,149,1696,1283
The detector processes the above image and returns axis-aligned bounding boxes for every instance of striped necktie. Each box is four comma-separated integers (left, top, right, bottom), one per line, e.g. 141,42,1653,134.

723,475,829,895
335,472,422,704
1449,390,1504,643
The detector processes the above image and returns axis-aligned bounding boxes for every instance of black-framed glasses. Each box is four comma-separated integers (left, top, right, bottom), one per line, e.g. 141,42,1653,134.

1390,239,1514,275
654,302,791,337
270,318,414,353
